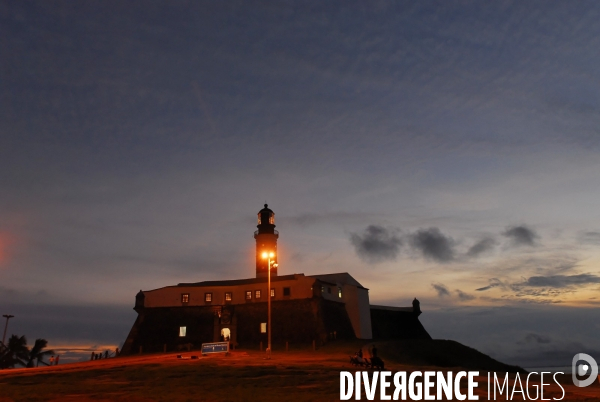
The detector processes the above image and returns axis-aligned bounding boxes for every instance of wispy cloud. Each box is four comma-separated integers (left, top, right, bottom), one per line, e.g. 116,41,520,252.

432,283,450,297
456,289,476,301
524,274,600,288
475,273,600,304
476,278,508,292
467,236,497,257
579,231,600,245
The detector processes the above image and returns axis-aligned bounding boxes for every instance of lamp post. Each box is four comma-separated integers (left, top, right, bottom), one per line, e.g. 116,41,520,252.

262,252,278,359
2,314,14,349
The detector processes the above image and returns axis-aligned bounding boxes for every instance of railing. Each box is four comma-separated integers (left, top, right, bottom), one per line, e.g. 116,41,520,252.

254,229,279,237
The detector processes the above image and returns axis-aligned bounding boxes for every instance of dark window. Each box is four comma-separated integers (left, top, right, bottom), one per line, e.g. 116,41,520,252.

245,291,252,300
283,287,291,296
205,293,212,302
225,292,232,301
255,290,261,299
181,293,189,303
327,287,331,294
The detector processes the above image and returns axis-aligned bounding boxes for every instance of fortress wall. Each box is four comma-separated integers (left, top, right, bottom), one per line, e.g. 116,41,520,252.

121,298,357,354
369,308,432,340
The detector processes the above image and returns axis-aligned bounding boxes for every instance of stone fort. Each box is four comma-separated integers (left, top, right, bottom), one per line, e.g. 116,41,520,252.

122,205,430,354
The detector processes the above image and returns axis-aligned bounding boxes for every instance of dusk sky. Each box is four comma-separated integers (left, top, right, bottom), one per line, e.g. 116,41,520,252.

1,1,599,366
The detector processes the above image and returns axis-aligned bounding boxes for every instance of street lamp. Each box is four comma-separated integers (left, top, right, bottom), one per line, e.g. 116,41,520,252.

262,252,278,359
2,314,14,349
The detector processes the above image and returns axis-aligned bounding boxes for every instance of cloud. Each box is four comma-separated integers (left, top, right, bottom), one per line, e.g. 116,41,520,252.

476,278,508,291
523,274,600,288
349,225,402,263
579,231,600,245
475,273,600,303
456,289,476,301
432,283,450,297
519,333,551,344
467,237,497,257
289,252,305,263
503,225,539,247
410,228,455,263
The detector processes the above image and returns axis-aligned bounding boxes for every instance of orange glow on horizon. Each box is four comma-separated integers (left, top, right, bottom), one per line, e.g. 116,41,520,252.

0,232,15,266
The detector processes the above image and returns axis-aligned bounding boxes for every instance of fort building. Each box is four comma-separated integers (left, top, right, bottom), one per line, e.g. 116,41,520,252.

121,205,430,354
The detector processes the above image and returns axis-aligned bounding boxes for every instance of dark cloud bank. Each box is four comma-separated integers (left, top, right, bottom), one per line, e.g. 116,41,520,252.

349,224,539,263
478,274,600,292
349,225,457,263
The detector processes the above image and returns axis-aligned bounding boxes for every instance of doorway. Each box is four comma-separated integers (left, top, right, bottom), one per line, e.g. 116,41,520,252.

221,328,231,341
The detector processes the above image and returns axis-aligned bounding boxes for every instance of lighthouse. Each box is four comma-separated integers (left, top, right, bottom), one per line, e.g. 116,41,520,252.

254,204,279,278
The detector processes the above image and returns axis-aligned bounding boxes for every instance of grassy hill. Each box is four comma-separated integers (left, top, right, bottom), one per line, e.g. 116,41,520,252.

0,339,537,402
373,339,526,373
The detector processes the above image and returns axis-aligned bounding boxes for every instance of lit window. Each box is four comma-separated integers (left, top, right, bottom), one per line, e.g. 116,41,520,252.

225,292,232,301
179,326,187,337
270,288,275,297
205,293,212,302
260,323,267,333
321,286,325,293
269,214,274,224
338,287,342,298
283,287,290,296
245,291,252,300
181,293,189,303
255,290,261,299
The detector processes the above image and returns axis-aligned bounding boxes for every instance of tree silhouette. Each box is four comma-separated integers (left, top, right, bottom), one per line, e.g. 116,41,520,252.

27,339,54,368
0,335,29,369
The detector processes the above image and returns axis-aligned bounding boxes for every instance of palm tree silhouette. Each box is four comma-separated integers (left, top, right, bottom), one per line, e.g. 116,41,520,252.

27,339,54,368
0,335,29,369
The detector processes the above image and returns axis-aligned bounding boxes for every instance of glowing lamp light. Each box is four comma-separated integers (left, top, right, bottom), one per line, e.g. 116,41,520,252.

262,252,275,259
